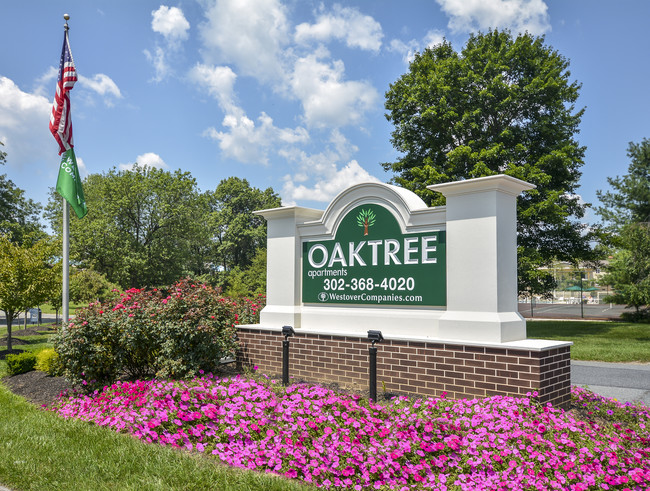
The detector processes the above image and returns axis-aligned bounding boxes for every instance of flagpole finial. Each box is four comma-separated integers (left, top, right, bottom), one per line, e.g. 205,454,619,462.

64,13,70,30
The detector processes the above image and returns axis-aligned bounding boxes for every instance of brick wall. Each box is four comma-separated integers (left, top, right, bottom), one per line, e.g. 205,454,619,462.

236,327,572,408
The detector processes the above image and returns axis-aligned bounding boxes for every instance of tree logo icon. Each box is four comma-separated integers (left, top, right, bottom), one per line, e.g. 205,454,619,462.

357,208,376,236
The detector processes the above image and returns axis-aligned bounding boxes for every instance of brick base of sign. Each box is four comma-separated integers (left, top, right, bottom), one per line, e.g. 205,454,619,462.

236,327,572,409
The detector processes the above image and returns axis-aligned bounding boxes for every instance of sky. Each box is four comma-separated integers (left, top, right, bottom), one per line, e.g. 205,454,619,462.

1,0,649,224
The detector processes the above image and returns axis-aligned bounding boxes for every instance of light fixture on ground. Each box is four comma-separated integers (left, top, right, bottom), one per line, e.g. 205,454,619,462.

367,330,384,402
282,325,295,385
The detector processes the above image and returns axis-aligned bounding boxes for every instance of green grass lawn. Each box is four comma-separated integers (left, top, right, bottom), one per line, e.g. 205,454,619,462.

0,385,313,491
527,320,650,362
39,302,86,315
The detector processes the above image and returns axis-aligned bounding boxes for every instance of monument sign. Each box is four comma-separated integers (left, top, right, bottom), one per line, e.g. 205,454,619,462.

238,175,573,408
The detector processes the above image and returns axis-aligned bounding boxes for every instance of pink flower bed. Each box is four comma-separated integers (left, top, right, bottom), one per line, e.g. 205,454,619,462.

50,375,650,490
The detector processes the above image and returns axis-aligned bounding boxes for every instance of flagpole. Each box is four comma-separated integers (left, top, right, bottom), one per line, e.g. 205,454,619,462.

62,198,70,325
61,13,70,327
52,12,85,326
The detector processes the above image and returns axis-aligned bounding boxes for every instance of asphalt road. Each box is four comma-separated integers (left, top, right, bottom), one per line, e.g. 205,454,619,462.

572,360,650,406
0,313,58,326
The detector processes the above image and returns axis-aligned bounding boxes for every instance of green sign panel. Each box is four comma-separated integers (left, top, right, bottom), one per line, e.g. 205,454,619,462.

302,204,446,306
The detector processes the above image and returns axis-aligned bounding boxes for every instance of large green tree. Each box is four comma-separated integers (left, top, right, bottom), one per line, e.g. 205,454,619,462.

0,142,44,244
383,30,594,295
596,138,650,232
207,177,281,271
47,165,207,288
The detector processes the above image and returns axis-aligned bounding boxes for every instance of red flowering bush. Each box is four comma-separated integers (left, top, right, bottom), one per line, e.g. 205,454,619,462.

54,279,239,389
232,293,266,325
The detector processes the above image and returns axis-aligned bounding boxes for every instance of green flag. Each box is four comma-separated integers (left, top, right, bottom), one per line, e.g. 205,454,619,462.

56,148,87,219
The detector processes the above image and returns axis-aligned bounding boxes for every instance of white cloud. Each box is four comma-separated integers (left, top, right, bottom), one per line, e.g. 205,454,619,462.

144,47,169,83
423,30,446,49
290,52,378,127
0,76,54,167
198,0,290,83
34,66,58,98
78,74,122,106
204,114,268,164
277,125,310,144
147,6,191,82
119,152,169,171
191,61,309,164
204,112,308,165
328,127,357,162
151,6,190,43
436,0,550,35
388,39,416,64
389,29,445,64
283,159,379,203
295,4,383,52
189,63,238,113
281,129,379,204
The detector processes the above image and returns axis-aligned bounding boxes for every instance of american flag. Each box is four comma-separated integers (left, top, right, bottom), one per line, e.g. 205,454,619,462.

50,28,77,155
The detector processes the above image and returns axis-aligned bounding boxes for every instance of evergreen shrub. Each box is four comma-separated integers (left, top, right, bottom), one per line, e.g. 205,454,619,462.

6,352,37,376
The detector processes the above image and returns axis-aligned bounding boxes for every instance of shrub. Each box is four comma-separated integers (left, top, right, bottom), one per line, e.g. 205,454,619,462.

53,279,240,390
35,348,62,376
70,268,120,304
233,293,266,325
620,308,650,323
6,352,37,375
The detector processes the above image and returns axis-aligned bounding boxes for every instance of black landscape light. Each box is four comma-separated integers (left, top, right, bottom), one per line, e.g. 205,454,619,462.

282,325,295,339
367,330,384,402
282,325,295,385
368,330,384,345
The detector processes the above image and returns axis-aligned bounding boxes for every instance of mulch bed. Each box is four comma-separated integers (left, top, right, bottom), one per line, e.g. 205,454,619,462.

1,365,381,410
0,337,29,346
0,327,55,347
3,370,71,407
1,369,597,427
10,327,55,336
